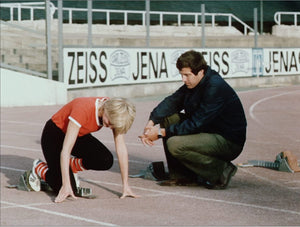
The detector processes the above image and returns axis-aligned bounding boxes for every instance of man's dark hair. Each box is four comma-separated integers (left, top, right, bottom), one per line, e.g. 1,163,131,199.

176,50,208,75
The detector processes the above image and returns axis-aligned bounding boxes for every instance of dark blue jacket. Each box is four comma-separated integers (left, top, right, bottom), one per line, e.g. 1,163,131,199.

149,67,247,146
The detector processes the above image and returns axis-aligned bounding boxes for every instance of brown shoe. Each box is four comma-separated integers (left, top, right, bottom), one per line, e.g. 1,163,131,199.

157,178,198,186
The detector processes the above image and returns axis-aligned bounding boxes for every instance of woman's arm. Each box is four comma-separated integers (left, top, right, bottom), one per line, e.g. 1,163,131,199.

55,120,80,203
113,130,138,199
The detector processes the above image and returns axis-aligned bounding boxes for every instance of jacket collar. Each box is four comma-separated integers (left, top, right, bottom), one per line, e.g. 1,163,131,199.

189,66,211,91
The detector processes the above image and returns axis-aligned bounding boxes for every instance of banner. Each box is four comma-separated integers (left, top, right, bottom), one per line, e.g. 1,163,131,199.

263,48,300,76
63,48,299,89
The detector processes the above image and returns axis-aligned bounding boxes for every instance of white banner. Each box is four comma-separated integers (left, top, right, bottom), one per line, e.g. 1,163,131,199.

263,48,300,76
63,48,299,88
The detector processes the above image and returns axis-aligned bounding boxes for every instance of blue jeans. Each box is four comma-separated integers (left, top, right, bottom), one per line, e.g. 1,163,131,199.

161,114,243,184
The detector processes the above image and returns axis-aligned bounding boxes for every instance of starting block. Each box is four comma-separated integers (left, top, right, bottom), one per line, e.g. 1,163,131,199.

7,171,96,199
18,170,32,191
238,151,300,173
129,161,169,181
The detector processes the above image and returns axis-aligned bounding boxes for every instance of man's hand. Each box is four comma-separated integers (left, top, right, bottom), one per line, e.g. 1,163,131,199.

139,120,156,146
144,126,160,141
139,120,166,146
139,134,155,146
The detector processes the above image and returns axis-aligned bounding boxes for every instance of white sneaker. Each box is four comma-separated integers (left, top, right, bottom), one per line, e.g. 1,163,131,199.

28,159,42,191
73,172,80,188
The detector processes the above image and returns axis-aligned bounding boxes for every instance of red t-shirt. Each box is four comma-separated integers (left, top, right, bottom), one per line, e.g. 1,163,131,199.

52,97,109,137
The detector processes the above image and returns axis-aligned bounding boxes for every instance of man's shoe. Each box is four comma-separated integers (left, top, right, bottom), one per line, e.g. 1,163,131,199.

203,180,217,189
204,163,237,190
28,159,42,191
218,162,237,189
157,178,199,186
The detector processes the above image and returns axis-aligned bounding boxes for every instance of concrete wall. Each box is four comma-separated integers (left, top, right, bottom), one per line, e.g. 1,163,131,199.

1,68,67,107
67,74,300,101
1,66,299,107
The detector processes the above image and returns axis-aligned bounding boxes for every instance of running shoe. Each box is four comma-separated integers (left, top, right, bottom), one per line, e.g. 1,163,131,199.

28,159,42,191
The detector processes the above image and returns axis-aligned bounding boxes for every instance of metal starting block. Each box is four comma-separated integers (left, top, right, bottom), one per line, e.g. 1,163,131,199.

238,151,299,173
76,187,96,199
8,171,95,199
76,187,91,197
7,170,35,191
129,161,168,181
17,170,32,191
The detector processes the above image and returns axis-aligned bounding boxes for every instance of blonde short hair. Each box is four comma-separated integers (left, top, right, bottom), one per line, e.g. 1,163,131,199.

103,97,136,134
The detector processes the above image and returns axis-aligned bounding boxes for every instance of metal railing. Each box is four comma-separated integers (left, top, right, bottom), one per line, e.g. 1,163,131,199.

274,11,300,26
0,1,254,35
0,2,56,21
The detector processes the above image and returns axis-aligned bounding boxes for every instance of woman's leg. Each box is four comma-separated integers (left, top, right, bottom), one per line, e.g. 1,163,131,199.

71,134,114,171
41,120,114,194
41,119,68,193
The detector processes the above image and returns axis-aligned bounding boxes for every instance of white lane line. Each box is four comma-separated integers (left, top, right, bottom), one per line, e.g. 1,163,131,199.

0,166,24,172
0,144,155,165
0,134,146,147
249,90,300,125
239,168,300,195
0,145,41,152
248,90,300,142
285,180,300,184
1,201,117,226
245,139,281,145
82,179,300,216
2,166,300,217
1,202,54,209
0,120,44,126
0,131,40,137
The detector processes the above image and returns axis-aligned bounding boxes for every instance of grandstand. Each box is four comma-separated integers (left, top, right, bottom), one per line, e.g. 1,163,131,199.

1,0,299,32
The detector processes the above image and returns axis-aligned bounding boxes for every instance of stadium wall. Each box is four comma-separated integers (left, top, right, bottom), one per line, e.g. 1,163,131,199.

1,66,299,107
0,68,67,107
67,74,300,102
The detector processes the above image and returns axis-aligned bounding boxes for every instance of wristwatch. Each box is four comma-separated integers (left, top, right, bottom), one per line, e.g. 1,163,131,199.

158,127,163,138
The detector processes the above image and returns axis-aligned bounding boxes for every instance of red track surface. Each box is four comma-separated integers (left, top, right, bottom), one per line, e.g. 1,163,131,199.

1,85,300,226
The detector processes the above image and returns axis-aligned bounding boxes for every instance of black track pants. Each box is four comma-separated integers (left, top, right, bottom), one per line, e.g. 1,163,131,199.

41,119,114,194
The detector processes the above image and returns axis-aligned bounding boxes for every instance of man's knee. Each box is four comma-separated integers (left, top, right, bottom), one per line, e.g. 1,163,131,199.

167,137,185,158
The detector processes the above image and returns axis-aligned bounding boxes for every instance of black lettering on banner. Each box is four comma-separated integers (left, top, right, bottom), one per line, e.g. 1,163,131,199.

273,51,279,72
99,51,107,83
265,51,271,73
89,51,97,83
85,52,88,83
160,52,168,78
299,51,300,69
201,51,209,65
280,51,288,72
77,52,84,84
149,52,158,79
141,52,147,79
289,51,298,72
132,52,140,80
132,52,139,80
222,52,229,75
68,52,75,84
213,52,220,73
